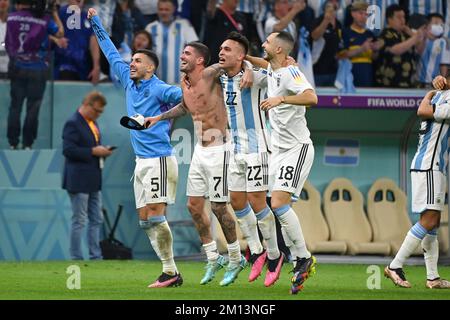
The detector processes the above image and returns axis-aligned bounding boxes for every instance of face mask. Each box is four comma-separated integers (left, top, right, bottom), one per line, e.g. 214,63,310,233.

430,24,444,37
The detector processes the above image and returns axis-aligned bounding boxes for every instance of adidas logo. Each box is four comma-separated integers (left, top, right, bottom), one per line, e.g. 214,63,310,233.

214,193,221,198
152,194,159,199
281,182,289,187
254,181,261,187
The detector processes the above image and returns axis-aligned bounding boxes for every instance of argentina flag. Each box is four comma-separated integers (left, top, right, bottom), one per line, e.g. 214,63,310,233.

324,139,359,166
296,27,315,87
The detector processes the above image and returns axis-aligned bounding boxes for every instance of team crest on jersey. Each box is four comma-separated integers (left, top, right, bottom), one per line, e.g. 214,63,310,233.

288,66,304,85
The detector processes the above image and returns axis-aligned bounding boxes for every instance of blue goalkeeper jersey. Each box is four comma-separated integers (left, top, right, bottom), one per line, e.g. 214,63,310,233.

90,15,182,158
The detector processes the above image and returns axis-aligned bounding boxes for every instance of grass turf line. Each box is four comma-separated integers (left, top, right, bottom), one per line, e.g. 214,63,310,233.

0,261,449,300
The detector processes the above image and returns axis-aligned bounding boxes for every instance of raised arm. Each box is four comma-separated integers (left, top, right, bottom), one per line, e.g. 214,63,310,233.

417,91,436,120
87,8,129,87
203,63,254,88
144,101,189,128
246,55,269,69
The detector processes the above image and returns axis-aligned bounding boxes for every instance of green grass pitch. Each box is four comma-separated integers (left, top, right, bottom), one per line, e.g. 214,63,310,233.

0,260,449,300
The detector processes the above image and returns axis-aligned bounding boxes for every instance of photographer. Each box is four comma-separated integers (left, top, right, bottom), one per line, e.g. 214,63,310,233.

5,0,64,150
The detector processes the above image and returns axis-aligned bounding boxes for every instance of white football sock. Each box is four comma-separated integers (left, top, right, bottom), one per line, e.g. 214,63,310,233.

256,206,280,260
422,231,440,280
140,216,178,275
227,240,242,266
235,204,263,255
390,222,427,269
274,205,311,260
202,241,219,263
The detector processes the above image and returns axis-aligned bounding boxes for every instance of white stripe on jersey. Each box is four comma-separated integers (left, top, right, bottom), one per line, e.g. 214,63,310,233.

446,4,450,39
146,18,198,85
237,0,255,14
417,38,450,84
409,0,444,16
411,90,450,173
92,0,117,35
220,69,269,154
266,64,314,150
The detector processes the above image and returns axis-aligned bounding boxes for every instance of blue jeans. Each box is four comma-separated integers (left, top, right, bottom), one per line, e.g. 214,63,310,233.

69,191,104,260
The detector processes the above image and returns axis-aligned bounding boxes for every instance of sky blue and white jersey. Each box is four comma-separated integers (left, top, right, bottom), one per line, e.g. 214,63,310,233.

91,15,182,159
417,38,450,84
146,18,198,85
408,0,444,16
237,0,255,14
91,0,116,35
220,67,269,154
445,4,450,39
411,90,450,173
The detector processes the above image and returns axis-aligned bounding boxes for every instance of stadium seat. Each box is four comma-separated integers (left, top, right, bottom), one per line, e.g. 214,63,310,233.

366,178,422,256
439,202,449,254
323,178,391,256
292,180,347,254
205,200,248,254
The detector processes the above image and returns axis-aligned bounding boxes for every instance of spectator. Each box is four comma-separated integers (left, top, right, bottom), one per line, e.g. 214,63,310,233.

362,0,398,34
146,0,197,84
5,0,64,150
54,0,100,83
134,0,159,25
91,0,117,36
407,0,444,17
111,0,146,48
342,1,381,87
444,2,450,41
236,0,261,54
264,0,305,40
309,0,350,24
416,13,450,88
62,91,113,261
255,0,272,45
374,4,425,88
132,29,153,51
190,0,208,36
310,0,344,86
204,0,247,64
0,0,8,79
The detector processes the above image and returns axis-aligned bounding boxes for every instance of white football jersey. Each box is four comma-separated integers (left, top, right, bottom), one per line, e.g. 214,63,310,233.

146,18,198,84
266,64,314,150
411,90,450,173
220,68,270,154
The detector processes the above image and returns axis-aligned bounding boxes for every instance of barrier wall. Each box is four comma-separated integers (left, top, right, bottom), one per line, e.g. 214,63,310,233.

0,81,425,260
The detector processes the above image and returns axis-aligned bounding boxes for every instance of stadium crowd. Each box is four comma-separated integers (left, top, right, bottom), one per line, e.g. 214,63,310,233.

1,0,450,87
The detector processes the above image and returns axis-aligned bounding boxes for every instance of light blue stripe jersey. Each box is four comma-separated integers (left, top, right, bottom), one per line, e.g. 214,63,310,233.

411,90,450,173
220,68,269,154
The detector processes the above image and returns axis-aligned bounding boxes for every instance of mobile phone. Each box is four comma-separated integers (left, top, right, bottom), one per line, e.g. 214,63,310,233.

108,146,117,150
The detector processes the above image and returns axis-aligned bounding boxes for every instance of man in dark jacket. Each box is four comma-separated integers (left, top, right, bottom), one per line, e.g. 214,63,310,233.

62,91,113,260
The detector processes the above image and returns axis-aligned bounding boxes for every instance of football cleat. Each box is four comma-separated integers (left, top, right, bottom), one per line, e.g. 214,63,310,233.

290,255,317,294
148,272,183,288
426,278,450,289
384,266,411,288
200,255,228,285
248,250,267,282
220,255,247,286
264,252,285,287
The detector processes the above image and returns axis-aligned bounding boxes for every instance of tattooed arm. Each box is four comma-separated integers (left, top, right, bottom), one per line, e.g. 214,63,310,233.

144,101,189,128
203,63,253,88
